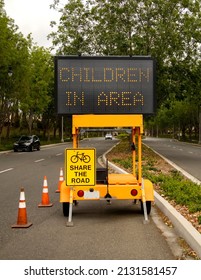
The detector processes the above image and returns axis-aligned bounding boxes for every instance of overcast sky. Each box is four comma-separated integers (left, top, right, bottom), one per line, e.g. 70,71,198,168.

4,0,61,48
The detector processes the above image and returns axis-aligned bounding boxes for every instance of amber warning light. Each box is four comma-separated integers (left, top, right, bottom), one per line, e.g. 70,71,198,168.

55,56,156,114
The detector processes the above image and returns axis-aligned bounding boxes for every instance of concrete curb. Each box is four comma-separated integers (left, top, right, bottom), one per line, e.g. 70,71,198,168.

101,149,201,259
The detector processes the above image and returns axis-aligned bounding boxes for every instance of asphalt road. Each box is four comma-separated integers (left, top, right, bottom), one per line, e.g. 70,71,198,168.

0,138,175,260
143,137,201,182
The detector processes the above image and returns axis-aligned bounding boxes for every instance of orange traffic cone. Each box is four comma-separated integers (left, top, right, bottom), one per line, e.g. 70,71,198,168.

12,188,32,228
38,176,53,207
55,167,64,193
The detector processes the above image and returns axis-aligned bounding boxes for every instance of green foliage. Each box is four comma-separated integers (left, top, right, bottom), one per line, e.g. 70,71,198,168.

49,0,92,54
143,167,167,184
144,168,201,213
162,177,201,213
113,140,201,214
0,2,54,137
19,46,53,133
117,133,130,140
50,0,201,59
113,157,133,170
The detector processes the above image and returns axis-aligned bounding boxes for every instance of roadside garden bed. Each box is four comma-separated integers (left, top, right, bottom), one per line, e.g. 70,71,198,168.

106,139,201,234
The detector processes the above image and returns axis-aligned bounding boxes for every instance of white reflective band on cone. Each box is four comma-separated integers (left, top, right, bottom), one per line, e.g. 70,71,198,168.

19,202,26,208
43,188,48,193
20,192,25,200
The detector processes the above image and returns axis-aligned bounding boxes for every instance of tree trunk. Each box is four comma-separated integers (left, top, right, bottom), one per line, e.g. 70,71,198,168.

28,112,33,134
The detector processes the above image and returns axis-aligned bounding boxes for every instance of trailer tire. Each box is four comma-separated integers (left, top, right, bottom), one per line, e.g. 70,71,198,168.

140,200,151,215
63,202,69,216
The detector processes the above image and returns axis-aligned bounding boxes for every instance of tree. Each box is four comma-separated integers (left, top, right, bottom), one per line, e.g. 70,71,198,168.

0,1,31,138
49,0,92,54
20,46,53,134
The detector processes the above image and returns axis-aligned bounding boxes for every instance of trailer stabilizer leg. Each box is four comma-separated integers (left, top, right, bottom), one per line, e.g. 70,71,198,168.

66,187,74,227
142,179,149,224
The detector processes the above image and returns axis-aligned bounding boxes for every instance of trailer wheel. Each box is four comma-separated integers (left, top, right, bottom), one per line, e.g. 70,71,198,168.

140,201,151,215
63,202,69,216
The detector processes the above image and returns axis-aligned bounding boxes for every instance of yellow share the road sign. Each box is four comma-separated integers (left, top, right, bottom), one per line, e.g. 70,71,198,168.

65,148,96,186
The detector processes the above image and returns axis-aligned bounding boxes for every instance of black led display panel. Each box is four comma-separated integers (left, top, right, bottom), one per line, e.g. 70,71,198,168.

55,56,156,114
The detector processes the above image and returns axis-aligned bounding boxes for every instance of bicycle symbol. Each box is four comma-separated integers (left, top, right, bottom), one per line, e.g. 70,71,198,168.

71,152,91,163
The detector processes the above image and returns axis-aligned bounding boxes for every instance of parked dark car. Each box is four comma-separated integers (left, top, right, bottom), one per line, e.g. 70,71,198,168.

13,135,40,152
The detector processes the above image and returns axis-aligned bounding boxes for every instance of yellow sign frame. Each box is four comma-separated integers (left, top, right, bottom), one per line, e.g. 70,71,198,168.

65,148,96,186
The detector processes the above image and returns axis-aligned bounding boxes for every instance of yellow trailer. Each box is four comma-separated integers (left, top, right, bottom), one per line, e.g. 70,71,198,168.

60,114,154,226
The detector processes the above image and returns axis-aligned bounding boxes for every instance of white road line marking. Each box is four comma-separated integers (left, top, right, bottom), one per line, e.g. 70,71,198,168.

34,159,45,163
0,168,14,174
56,153,62,156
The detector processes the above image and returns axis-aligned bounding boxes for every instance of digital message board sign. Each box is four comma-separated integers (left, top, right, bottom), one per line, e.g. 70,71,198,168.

55,56,155,114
